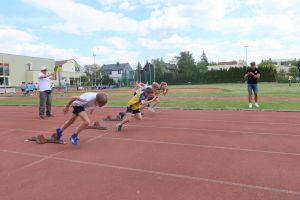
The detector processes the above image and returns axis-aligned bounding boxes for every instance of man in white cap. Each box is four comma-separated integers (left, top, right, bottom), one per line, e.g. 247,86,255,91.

38,66,56,119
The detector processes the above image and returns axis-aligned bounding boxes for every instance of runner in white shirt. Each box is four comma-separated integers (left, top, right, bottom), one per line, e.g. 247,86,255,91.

55,92,108,145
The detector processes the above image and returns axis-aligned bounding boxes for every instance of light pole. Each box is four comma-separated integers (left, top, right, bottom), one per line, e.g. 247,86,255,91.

153,62,156,82
93,53,96,86
245,45,249,66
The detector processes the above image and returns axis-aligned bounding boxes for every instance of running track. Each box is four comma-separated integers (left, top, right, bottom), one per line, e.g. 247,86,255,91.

0,106,300,200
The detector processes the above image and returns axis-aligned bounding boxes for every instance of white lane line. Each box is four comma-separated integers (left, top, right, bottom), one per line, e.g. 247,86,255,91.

101,137,300,157
146,117,300,126
128,124,300,137
12,132,110,171
1,114,300,126
0,129,15,135
2,125,300,139
1,149,300,196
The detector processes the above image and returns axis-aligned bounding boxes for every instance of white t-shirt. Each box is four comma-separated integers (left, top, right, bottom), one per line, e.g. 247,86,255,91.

38,72,53,92
135,84,151,94
72,92,97,109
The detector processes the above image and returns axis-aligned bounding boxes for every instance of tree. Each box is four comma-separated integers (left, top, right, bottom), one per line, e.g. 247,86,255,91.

152,58,167,82
196,62,208,74
258,60,276,69
136,62,142,82
79,75,89,85
200,50,209,66
176,51,197,82
288,67,299,77
296,59,300,72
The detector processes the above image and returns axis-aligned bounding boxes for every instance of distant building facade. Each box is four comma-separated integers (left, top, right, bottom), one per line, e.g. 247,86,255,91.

55,59,85,86
0,53,85,87
208,60,244,71
0,53,55,86
101,62,133,86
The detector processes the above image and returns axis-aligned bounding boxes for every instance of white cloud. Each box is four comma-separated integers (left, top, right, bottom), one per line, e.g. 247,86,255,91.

118,1,138,11
0,26,36,43
0,26,91,65
22,0,139,34
92,45,139,66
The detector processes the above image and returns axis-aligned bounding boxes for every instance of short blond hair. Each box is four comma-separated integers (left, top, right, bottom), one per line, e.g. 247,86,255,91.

96,92,108,107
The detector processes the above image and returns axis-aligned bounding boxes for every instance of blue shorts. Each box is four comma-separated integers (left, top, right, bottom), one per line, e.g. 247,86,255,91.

126,106,140,114
247,84,258,94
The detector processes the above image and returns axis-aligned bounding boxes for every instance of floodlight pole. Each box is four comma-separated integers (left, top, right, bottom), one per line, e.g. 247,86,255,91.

245,45,249,66
93,53,96,86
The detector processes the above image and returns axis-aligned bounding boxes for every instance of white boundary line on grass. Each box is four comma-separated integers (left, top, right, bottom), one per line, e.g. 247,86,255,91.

1,149,300,196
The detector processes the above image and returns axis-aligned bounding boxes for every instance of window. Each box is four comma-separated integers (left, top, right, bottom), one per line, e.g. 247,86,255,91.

0,64,9,76
118,70,122,74
0,77,8,85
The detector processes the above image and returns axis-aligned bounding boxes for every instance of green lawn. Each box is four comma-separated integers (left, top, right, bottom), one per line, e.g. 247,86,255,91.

0,83,299,110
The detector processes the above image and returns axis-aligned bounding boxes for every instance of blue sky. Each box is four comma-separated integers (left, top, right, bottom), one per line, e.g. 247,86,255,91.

0,0,299,67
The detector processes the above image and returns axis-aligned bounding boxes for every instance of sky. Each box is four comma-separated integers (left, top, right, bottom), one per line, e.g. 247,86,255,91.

0,0,299,67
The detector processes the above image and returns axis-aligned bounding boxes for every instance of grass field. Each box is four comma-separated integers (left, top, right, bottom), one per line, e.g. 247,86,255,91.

0,83,299,110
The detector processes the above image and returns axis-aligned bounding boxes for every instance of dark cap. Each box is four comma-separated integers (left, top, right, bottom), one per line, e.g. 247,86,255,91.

250,61,256,65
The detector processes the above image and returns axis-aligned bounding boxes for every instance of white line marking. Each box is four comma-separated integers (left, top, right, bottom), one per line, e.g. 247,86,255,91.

14,132,110,171
128,124,300,137
1,149,300,196
101,137,300,157
148,117,300,126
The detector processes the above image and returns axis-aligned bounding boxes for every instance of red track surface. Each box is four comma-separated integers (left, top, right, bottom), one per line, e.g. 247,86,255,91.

1,106,300,200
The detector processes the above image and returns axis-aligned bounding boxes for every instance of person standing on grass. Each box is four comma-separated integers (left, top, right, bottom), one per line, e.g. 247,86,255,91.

63,80,69,94
288,75,293,86
244,62,261,109
38,66,56,119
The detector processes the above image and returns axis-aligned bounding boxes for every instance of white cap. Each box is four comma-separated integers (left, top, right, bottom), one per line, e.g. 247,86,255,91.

40,66,47,71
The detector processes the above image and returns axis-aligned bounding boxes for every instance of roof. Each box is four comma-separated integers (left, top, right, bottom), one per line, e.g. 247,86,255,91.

101,62,132,72
55,60,69,67
218,61,238,65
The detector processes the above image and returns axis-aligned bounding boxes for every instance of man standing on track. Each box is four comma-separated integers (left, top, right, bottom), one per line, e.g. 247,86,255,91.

244,62,260,109
38,66,56,119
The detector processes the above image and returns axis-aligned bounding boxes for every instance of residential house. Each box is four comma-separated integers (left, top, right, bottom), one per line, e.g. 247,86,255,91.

55,59,85,86
101,62,133,86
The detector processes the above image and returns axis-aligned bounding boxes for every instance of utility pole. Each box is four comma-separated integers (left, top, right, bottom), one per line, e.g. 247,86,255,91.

93,53,96,86
245,45,249,66
153,62,156,82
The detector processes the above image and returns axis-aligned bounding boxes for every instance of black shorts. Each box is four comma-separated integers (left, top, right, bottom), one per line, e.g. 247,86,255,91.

126,106,140,114
72,106,85,115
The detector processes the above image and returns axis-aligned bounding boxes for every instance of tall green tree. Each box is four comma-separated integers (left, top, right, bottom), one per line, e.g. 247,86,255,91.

176,51,197,82
152,58,167,82
136,62,142,82
296,59,300,72
289,67,299,77
200,50,209,66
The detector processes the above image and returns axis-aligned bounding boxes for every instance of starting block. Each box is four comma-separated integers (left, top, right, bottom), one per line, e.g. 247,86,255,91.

88,121,108,130
25,133,66,144
103,114,122,121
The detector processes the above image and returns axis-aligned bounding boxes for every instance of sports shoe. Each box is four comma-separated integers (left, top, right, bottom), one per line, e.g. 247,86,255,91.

56,128,62,140
119,112,126,120
254,103,259,108
70,134,79,145
46,114,55,117
249,103,253,109
148,107,155,112
39,115,44,119
116,124,123,132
